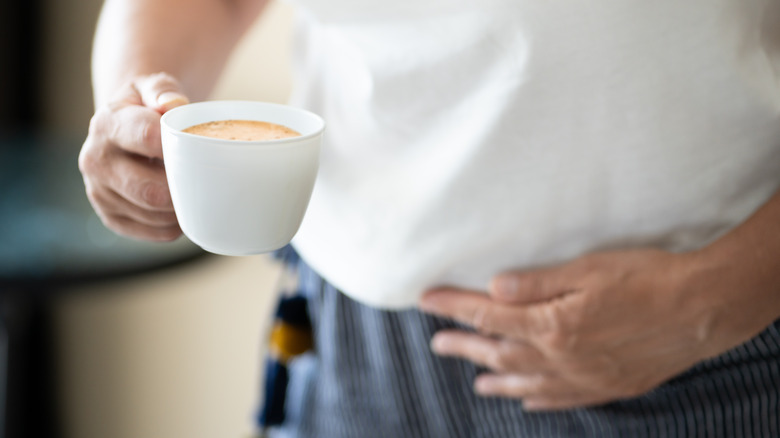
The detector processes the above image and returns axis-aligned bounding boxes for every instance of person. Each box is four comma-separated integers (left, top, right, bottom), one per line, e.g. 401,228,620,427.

79,0,780,436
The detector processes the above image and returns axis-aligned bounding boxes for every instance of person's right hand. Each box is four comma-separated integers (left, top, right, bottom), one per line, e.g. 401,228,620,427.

79,72,190,242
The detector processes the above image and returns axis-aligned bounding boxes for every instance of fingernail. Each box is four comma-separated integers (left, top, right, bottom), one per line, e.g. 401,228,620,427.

430,334,447,353
157,92,189,111
474,377,493,395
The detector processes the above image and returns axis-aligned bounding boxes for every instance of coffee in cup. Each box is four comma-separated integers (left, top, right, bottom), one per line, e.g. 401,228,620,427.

182,120,301,141
160,101,325,256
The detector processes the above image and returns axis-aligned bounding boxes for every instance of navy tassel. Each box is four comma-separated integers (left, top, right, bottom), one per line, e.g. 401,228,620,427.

257,293,313,430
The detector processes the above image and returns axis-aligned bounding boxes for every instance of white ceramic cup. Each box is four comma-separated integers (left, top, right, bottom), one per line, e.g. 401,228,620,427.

160,100,324,255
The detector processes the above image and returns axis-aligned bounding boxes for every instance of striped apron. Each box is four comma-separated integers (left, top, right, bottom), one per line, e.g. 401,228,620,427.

266,250,780,438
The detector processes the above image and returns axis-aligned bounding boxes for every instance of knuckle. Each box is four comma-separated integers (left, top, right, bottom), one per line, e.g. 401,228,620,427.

542,303,567,333
139,120,160,146
78,141,106,176
538,309,578,355
470,304,492,334
139,182,170,208
150,71,175,83
486,342,516,372
108,81,140,106
82,109,119,176
77,147,95,174
485,349,506,371
148,72,181,92
87,108,108,137
581,267,609,287
572,254,605,277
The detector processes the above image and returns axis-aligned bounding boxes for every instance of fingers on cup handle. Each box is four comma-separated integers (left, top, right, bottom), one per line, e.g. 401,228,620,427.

91,104,166,160
111,154,175,211
134,73,190,113
81,74,189,242
92,73,189,160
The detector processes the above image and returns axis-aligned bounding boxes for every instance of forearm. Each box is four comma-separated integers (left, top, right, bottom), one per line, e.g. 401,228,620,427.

688,188,780,355
92,0,267,106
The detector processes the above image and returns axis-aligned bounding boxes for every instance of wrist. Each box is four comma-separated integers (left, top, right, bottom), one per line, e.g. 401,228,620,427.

679,246,779,359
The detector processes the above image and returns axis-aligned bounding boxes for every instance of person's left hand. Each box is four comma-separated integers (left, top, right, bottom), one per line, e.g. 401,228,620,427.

418,249,741,411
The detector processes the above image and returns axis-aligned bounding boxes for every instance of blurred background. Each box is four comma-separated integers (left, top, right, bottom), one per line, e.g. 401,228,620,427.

0,0,296,436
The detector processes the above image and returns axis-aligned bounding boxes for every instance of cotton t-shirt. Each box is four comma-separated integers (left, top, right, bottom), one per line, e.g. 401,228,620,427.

288,0,780,309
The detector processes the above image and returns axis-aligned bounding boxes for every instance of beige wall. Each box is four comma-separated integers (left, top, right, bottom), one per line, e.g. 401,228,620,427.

39,0,104,133
40,0,294,133
47,1,296,437
56,255,282,438
210,1,294,104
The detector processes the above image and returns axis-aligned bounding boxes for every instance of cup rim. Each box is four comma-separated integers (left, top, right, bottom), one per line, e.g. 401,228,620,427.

160,100,326,147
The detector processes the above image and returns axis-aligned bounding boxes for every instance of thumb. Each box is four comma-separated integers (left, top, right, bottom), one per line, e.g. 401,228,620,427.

489,266,572,304
134,72,190,113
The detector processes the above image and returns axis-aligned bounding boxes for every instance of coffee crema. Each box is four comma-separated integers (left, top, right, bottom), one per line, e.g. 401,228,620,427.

182,120,301,141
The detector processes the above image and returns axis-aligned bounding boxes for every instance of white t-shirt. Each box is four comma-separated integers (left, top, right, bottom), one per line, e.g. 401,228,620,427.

288,0,780,309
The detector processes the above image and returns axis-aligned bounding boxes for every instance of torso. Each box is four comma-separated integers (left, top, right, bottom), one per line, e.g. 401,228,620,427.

287,0,780,308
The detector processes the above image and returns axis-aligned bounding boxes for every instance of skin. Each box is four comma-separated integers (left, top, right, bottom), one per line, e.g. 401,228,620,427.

83,0,780,412
80,0,267,241
419,189,780,410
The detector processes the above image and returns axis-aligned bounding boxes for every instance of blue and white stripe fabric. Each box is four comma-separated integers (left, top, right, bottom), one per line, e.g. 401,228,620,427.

269,253,780,437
